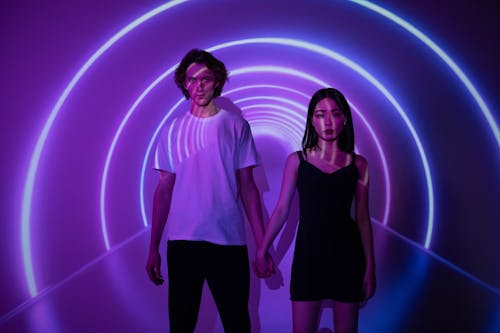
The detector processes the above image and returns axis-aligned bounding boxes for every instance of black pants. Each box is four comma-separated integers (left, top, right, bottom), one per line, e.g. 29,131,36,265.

167,240,251,333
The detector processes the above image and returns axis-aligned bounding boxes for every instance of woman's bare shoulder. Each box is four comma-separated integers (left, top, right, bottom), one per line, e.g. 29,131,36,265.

353,153,369,176
286,151,301,167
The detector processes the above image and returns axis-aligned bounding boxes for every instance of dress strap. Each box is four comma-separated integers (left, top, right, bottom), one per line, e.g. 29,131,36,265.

296,150,304,161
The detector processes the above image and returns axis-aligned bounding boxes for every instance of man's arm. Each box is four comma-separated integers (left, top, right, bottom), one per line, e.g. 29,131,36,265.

237,166,265,246
145,170,176,285
236,166,274,277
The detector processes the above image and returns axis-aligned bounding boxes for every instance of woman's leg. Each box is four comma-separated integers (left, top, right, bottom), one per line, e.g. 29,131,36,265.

292,300,322,333
333,301,359,333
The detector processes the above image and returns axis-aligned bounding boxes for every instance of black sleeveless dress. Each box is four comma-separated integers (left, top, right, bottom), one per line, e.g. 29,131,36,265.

290,151,366,302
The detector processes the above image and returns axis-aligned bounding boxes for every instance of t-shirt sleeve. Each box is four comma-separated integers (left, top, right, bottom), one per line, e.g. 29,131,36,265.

154,126,175,173
236,120,260,169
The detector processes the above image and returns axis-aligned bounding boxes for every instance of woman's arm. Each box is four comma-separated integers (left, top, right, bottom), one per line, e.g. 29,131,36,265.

257,152,300,259
354,155,376,300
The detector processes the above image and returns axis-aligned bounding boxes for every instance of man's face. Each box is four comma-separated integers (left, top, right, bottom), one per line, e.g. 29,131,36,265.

184,63,217,106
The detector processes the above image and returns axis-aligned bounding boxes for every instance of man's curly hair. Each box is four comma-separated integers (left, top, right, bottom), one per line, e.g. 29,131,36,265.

174,49,228,99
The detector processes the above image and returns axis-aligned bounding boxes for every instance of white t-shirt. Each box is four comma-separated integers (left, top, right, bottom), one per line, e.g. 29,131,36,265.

154,109,259,245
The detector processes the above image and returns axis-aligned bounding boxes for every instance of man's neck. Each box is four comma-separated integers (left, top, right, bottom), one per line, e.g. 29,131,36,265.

189,101,219,118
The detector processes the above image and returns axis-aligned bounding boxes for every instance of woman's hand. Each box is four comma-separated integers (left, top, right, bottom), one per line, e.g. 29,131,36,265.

360,268,376,307
253,250,275,279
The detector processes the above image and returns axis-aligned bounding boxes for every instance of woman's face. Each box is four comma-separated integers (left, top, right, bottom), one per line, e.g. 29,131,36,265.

311,97,346,142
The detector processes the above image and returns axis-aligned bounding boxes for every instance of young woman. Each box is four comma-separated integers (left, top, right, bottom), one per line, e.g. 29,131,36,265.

256,88,376,333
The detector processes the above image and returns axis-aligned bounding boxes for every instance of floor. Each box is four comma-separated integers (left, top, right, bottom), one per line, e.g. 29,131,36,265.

1,222,499,333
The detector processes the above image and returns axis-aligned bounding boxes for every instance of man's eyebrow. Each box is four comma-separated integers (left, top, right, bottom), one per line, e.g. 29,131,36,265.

186,73,213,79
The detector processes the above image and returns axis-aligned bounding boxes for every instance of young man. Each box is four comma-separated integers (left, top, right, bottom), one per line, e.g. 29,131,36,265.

145,49,274,333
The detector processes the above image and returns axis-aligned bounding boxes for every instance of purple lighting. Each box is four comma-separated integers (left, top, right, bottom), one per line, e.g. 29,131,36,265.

138,61,397,240
20,0,190,297
8,2,498,332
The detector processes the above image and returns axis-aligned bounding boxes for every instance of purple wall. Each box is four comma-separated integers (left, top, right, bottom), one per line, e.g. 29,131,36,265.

1,0,499,332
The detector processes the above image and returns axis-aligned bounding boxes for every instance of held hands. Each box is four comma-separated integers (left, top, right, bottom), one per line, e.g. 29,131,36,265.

253,250,275,279
145,250,165,286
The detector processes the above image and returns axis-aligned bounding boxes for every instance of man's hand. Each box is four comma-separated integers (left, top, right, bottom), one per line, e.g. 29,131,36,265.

253,251,275,279
145,250,164,285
